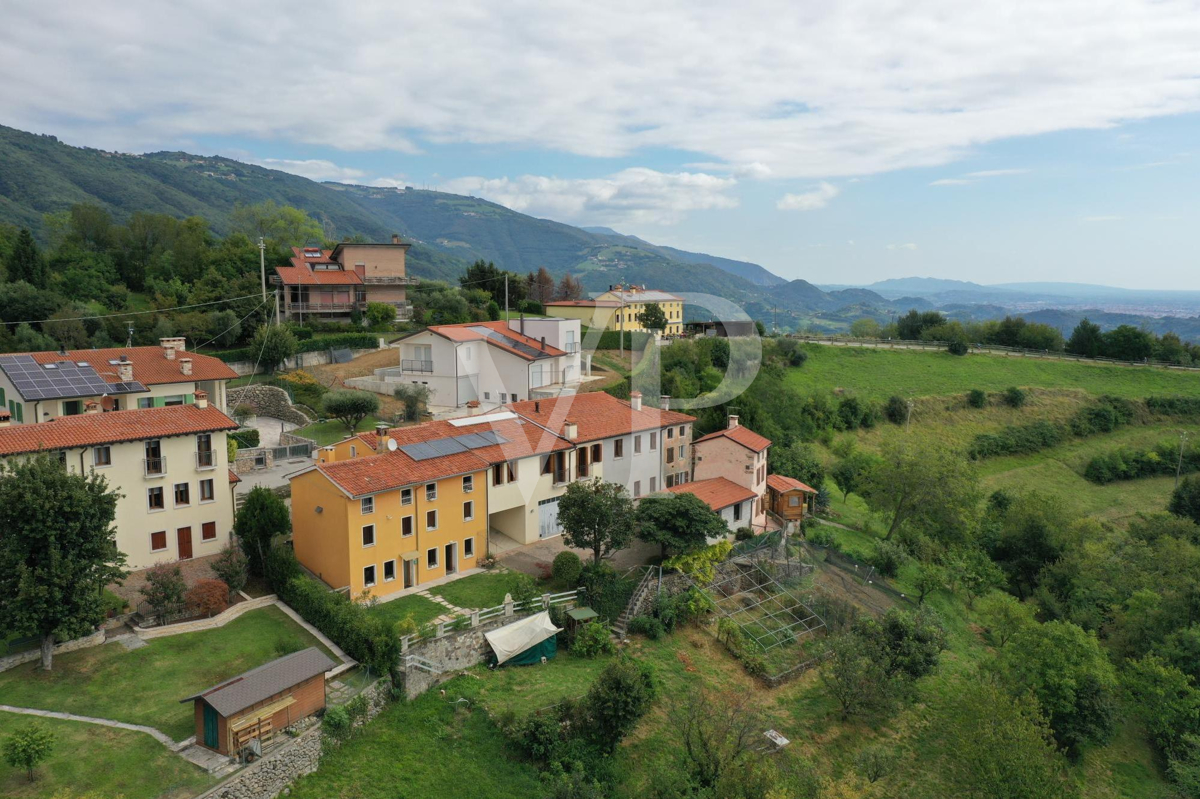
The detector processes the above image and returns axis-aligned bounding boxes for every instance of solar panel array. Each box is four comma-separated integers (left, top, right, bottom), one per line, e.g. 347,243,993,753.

0,355,147,401
467,326,548,358
400,431,509,461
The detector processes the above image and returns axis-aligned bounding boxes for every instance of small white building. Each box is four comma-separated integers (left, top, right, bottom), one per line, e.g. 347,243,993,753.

389,318,586,410
664,477,759,536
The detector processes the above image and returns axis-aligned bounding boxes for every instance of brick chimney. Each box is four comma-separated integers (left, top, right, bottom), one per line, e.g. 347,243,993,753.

375,422,390,454
728,414,740,429
85,400,100,415
630,391,642,412
160,336,186,357
164,344,175,361
180,358,193,376
660,394,671,411
564,419,578,441
193,390,209,409
391,234,401,245
117,355,133,382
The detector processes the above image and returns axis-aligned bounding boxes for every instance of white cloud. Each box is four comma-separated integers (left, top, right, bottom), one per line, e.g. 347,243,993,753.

930,168,1029,186
776,182,839,211
4,2,1200,180
441,168,739,225
1081,215,1122,222
887,242,919,250
249,158,366,183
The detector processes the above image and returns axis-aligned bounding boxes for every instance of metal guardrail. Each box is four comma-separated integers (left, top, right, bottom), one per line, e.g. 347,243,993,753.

401,359,434,373
398,589,579,650
362,276,420,285
143,457,167,477
195,451,216,469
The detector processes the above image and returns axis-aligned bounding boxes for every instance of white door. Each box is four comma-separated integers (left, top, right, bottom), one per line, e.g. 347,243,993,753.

538,497,562,539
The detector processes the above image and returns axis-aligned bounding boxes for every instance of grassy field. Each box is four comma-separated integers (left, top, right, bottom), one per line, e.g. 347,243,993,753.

0,606,333,742
0,711,212,799
787,343,1200,402
294,414,384,446
428,570,533,609
365,593,446,627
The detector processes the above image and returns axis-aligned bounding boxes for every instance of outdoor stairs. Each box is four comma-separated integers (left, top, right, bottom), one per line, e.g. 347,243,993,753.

612,567,657,640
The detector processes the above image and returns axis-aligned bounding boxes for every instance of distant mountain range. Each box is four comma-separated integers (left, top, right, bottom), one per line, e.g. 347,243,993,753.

2,123,1198,340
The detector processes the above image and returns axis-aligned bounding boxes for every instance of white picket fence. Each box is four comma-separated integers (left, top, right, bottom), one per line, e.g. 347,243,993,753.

399,589,578,652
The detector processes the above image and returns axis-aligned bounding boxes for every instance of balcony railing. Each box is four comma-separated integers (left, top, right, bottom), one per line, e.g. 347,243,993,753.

195,451,216,470
285,302,364,312
401,359,434,373
362,275,420,285
143,457,167,477
563,343,579,354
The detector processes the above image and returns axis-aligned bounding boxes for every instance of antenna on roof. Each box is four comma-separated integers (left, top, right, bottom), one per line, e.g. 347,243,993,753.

126,324,135,348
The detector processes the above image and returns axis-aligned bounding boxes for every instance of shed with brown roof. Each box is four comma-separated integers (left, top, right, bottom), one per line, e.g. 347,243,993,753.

180,647,335,755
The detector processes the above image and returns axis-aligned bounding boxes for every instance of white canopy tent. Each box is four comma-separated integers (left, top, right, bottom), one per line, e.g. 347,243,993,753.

484,611,562,666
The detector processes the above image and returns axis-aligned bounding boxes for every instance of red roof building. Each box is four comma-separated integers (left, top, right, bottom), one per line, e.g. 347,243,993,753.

272,238,416,323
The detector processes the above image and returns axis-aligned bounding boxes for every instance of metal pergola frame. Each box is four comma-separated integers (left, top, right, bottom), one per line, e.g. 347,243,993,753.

699,558,827,654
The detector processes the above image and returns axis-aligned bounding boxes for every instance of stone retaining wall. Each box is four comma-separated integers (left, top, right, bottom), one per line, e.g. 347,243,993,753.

0,629,106,673
398,615,520,699
224,347,381,377
278,431,318,448
226,386,313,427
195,677,393,799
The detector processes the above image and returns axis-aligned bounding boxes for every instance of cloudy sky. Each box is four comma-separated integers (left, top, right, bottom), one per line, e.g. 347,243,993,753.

4,1,1200,288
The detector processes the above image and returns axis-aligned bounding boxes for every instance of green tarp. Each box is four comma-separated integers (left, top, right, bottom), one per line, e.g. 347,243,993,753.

503,635,557,666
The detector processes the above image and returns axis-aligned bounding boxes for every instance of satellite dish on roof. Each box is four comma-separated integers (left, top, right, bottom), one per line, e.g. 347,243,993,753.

387,439,398,452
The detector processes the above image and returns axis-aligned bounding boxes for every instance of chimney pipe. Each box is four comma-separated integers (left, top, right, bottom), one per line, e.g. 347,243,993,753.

375,422,389,453
660,394,671,411
540,336,546,351
193,390,209,409
564,420,578,441
630,391,642,412
180,357,193,376
535,400,541,413
520,313,525,336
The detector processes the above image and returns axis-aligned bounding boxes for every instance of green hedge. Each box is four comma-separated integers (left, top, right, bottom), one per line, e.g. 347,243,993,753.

1085,440,1200,484
587,329,653,351
230,428,260,448
276,574,400,673
213,333,379,363
969,420,1066,459
1147,396,1200,417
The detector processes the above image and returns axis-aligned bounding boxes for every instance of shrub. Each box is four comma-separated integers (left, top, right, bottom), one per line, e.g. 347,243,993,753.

967,389,987,408
578,563,635,622
572,621,616,657
1148,396,1200,417
734,526,755,541
186,579,229,617
2,721,55,781
230,428,260,448
139,562,187,621
627,615,665,640
663,540,733,584
968,420,1065,459
393,613,419,639
653,586,714,631
211,545,248,599
321,390,381,433
947,338,969,356
1002,386,1027,408
870,540,906,578
511,572,541,607
551,551,583,586
582,656,656,751
322,705,351,742
884,395,908,425
717,617,766,677
807,526,837,547
276,574,400,673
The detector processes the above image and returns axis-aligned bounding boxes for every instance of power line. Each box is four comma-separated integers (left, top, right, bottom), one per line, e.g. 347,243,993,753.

0,293,265,328
191,297,272,353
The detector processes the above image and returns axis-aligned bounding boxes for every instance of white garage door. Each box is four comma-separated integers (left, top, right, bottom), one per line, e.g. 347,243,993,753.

537,497,562,539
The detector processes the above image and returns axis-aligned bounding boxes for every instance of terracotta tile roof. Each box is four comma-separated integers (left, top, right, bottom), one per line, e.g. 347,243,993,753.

694,424,772,453
274,247,363,286
0,404,239,456
24,346,237,386
665,477,756,511
509,393,694,443
767,474,817,494
228,469,242,484
425,321,566,360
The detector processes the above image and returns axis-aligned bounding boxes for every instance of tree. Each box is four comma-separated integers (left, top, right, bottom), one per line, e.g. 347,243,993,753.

976,592,1036,646
139,562,187,621
675,689,765,791
859,437,978,541
922,675,1073,799
1066,318,1103,358
235,486,291,577
819,632,895,720
831,452,875,502
231,201,323,255
393,383,431,422
556,273,584,301
952,547,1005,608
1170,475,1200,526
211,544,248,599
206,309,243,347
998,620,1118,753
771,441,827,490
322,390,381,433
526,267,556,305
0,455,124,670
635,492,730,557
637,302,668,333
1102,324,1155,362
583,655,656,751
913,562,945,604
2,721,55,782
849,318,881,338
1122,654,1200,760
365,302,396,329
557,478,635,564
251,324,297,373
896,310,946,340
6,228,47,288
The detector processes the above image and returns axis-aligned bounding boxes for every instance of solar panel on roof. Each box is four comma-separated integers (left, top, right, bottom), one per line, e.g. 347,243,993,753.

0,355,147,400
399,443,441,461
427,438,469,456
453,433,489,448
467,326,547,358
398,432,511,462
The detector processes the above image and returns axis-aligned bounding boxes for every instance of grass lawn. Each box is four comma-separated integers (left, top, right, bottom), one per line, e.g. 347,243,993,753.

0,606,334,742
0,711,212,799
365,593,446,627
428,570,533,610
287,683,544,799
294,414,384,446
787,343,1200,402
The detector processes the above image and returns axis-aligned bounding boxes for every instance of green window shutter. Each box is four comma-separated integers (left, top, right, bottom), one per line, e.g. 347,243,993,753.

0,386,5,404
184,394,194,405
154,397,166,408
15,403,23,422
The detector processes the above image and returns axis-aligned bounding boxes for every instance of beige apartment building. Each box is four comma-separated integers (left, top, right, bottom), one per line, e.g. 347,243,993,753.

0,392,240,571
272,236,418,323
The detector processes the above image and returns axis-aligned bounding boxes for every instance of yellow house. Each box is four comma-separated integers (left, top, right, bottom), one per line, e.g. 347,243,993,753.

290,425,488,598
546,284,684,337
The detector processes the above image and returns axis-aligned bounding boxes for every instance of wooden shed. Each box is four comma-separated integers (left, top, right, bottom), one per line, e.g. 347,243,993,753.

766,474,817,523
180,647,335,755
